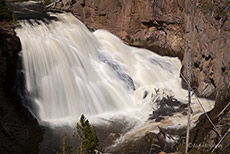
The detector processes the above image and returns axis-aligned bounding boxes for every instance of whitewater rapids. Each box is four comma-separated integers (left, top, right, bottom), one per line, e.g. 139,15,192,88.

16,13,214,140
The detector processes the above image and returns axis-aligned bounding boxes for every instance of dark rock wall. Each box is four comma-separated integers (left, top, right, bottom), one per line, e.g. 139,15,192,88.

0,27,42,154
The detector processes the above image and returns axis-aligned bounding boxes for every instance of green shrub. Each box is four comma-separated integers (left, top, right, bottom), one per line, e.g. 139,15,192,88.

0,0,11,21
117,0,122,8
61,2,64,7
203,4,212,12
44,0,51,6
215,6,226,17
12,13,17,23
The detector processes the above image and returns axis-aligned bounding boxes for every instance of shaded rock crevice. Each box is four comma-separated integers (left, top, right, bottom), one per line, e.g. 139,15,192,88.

0,27,43,154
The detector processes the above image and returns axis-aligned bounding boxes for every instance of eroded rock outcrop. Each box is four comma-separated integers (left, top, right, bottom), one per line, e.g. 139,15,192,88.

0,27,42,154
182,0,230,103
50,0,185,59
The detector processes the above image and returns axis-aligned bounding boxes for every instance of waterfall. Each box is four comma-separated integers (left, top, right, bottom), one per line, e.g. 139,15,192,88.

16,13,214,125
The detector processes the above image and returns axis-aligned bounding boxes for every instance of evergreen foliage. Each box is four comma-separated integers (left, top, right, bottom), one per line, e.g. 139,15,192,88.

58,115,99,154
44,0,51,6
0,0,11,21
12,13,17,23
57,133,73,154
74,114,99,154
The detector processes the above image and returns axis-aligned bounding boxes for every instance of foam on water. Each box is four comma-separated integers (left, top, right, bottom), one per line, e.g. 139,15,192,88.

16,13,214,143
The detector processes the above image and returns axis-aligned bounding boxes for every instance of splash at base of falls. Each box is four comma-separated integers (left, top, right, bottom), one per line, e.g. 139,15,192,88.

16,13,215,151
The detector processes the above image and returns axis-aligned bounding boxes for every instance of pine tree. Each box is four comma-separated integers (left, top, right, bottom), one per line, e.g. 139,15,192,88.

0,0,11,21
74,114,99,154
57,133,73,154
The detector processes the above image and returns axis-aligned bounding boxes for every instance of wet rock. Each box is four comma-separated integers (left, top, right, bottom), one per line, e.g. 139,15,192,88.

109,132,120,140
0,27,43,154
155,117,165,122
149,96,187,122
197,81,215,98
7,1,58,21
144,131,158,143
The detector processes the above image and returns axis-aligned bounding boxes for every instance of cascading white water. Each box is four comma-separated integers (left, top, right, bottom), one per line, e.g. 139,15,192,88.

16,13,214,128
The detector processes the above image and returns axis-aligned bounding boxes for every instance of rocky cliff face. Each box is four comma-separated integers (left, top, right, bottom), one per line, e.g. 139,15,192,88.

72,0,185,58
0,27,42,154
53,0,185,58
51,0,230,104
183,0,230,103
